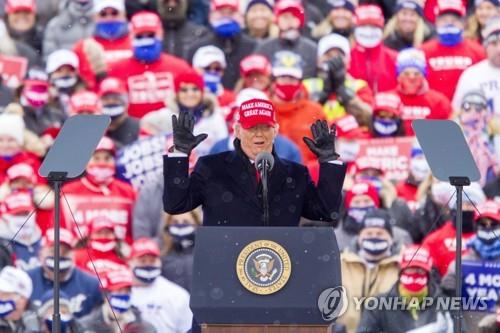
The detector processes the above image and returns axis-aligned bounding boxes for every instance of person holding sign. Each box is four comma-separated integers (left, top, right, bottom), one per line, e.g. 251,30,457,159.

163,98,347,226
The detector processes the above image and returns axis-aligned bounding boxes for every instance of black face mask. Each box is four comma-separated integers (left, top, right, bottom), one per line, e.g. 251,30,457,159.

332,27,353,38
450,209,476,233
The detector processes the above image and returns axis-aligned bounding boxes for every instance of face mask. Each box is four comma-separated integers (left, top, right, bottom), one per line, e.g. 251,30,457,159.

360,237,390,256
95,21,128,40
280,28,300,41
89,237,117,252
211,18,241,38
431,181,454,206
51,76,78,91
133,266,161,284
399,271,428,293
398,75,425,95
6,214,36,242
45,256,73,274
86,163,115,185
410,158,430,183
45,313,72,333
109,293,131,313
355,26,383,48
450,209,475,233
373,118,399,137
459,108,485,132
347,206,375,224
437,25,463,47
358,176,382,193
168,224,196,250
22,87,49,108
203,72,221,94
274,82,301,102
476,226,500,245
0,300,16,318
102,104,126,117
133,38,162,63
469,237,500,260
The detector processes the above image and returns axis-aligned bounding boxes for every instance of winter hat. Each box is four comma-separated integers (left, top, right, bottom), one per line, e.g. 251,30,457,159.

46,49,79,74
373,92,403,117
69,91,100,115
94,0,125,13
396,48,427,76
240,54,272,77
99,77,127,97
399,245,433,272
474,200,500,222
482,16,500,45
317,33,351,58
272,50,303,79
174,70,205,93
434,0,466,17
0,114,25,146
192,45,227,69
6,0,36,14
246,0,273,11
7,163,36,183
211,0,239,11
395,0,424,16
461,89,488,107
42,228,76,248
130,11,162,36
326,0,357,13
274,0,305,28
101,268,133,291
95,136,116,155
130,237,160,258
361,209,393,235
0,190,34,215
344,182,381,208
0,266,33,299
355,4,384,28
24,67,49,87
448,182,486,209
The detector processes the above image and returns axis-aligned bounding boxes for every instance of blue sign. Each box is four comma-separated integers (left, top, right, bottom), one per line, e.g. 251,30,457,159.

462,260,500,312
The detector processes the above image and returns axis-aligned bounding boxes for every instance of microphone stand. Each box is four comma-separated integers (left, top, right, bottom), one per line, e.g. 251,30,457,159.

260,160,270,227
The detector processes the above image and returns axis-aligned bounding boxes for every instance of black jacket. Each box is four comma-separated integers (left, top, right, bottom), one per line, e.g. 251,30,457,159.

163,20,210,60
163,143,347,226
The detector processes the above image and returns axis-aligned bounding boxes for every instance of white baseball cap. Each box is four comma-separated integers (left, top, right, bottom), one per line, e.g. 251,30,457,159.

0,266,33,299
317,33,350,58
46,49,79,74
192,45,227,69
94,0,125,13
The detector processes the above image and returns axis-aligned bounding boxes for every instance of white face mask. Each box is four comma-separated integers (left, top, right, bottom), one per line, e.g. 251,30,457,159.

354,26,383,48
6,214,37,242
410,157,430,182
337,140,360,162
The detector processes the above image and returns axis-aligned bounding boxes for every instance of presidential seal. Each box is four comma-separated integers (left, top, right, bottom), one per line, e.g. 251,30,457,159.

236,240,291,295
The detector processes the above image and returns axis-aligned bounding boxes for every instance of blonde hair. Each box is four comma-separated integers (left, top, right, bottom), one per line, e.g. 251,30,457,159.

464,15,481,41
383,15,427,48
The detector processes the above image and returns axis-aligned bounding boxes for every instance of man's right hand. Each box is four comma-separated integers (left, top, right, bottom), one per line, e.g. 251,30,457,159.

172,112,208,155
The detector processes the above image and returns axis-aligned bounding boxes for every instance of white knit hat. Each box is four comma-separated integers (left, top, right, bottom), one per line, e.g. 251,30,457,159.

449,182,486,209
0,266,33,299
0,114,25,145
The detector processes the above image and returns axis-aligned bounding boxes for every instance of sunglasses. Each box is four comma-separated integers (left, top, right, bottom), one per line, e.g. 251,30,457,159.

99,9,120,18
204,66,224,73
462,102,486,112
135,32,156,39
179,87,201,93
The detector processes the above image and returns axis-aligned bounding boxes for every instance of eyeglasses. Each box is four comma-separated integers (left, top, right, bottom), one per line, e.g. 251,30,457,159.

179,87,201,93
204,66,224,73
99,9,120,18
462,102,487,112
135,32,156,39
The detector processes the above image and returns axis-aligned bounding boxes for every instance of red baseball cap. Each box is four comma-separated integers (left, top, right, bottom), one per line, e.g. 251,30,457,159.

399,245,433,272
130,238,160,258
6,163,36,184
474,200,500,222
238,98,277,129
434,0,466,17
275,0,305,28
101,268,133,291
130,11,162,35
240,54,272,77
344,182,380,208
1,191,34,215
70,91,100,115
373,92,402,117
99,77,127,97
174,70,204,94
355,4,385,28
95,136,116,155
42,228,76,248
334,115,372,139
211,0,239,11
6,0,36,14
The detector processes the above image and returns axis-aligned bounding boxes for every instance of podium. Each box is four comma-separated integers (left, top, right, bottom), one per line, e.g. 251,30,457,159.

191,227,342,333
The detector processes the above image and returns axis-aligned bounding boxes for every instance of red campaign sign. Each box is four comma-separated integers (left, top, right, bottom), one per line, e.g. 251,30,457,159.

127,71,173,104
355,137,415,181
0,55,28,89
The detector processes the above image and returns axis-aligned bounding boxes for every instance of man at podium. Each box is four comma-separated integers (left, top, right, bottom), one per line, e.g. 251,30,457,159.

163,98,347,226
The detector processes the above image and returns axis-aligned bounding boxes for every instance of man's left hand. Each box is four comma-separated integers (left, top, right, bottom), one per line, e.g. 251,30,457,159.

303,120,340,163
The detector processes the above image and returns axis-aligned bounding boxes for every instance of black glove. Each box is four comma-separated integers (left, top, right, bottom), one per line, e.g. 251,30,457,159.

325,55,346,93
303,120,340,163
336,85,355,106
171,112,208,155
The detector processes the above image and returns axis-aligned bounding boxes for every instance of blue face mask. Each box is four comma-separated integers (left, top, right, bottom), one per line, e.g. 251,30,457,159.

95,21,128,40
203,72,221,94
211,18,241,38
45,314,72,333
373,118,399,137
437,25,463,47
360,237,390,256
347,206,375,224
469,236,500,261
133,266,161,284
0,300,16,318
109,293,131,313
133,38,163,63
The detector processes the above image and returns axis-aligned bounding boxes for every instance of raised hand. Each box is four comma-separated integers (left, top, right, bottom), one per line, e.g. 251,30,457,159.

171,112,208,155
303,120,340,163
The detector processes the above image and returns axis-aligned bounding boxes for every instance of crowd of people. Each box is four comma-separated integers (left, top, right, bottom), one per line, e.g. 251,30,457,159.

0,0,499,332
